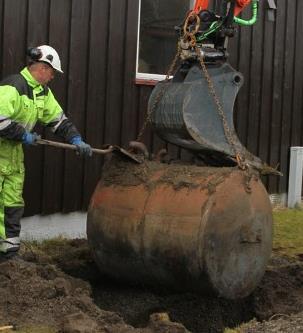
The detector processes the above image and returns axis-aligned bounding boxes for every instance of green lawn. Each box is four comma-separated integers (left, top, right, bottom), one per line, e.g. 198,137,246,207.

273,209,303,257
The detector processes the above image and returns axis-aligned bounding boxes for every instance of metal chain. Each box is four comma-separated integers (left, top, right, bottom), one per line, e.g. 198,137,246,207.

195,45,254,194
194,45,247,171
136,43,182,142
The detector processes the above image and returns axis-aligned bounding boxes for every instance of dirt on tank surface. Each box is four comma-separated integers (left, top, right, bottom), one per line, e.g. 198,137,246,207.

0,236,302,333
101,156,236,193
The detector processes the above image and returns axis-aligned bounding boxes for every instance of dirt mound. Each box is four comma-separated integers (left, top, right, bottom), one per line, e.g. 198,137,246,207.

0,258,119,332
0,239,302,332
237,255,303,332
0,252,189,333
240,312,303,333
252,257,303,320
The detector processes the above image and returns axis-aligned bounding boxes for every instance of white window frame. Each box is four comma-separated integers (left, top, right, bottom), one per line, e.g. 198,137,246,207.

136,0,195,82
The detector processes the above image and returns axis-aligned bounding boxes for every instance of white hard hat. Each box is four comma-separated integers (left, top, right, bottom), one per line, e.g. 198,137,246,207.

36,45,63,73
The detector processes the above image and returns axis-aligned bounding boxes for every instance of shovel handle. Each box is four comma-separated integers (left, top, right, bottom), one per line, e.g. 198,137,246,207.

36,139,114,155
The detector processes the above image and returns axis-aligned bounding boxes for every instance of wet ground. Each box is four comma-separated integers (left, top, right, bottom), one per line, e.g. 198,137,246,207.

0,239,302,332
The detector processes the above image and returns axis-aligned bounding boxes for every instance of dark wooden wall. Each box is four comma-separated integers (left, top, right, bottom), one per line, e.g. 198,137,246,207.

0,0,302,216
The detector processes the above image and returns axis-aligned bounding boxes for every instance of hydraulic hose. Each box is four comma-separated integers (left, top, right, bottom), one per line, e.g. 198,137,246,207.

234,0,259,26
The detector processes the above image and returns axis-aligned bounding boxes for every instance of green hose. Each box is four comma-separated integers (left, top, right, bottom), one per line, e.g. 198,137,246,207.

234,0,259,26
196,21,222,42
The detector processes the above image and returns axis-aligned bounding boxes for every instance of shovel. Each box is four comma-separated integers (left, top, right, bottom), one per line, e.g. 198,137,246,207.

36,138,142,164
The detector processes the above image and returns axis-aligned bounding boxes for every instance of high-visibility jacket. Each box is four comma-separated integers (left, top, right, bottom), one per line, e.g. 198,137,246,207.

0,67,80,240
0,66,80,170
0,67,66,169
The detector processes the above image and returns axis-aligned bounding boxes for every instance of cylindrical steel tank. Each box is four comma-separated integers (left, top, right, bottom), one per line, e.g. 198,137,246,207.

87,158,272,299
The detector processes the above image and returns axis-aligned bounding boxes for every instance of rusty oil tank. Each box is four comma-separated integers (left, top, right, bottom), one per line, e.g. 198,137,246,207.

87,157,272,299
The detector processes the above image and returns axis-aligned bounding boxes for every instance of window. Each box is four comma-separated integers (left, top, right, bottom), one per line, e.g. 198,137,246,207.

136,0,194,82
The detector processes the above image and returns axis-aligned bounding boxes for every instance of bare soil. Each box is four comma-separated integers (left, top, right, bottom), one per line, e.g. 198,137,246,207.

101,156,235,193
0,239,302,333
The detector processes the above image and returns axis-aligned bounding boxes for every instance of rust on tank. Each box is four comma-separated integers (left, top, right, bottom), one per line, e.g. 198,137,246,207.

87,157,273,299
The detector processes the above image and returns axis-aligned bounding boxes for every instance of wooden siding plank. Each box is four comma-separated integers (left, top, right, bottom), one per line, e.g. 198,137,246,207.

41,0,72,214
257,6,275,190
228,25,240,71
27,0,49,45
83,0,110,208
268,0,287,193
0,0,5,78
2,0,27,75
121,0,140,145
290,0,303,147
246,5,264,156
104,0,127,145
138,85,153,150
278,0,297,193
234,25,252,147
62,0,91,212
167,144,180,161
152,133,166,158
258,10,275,163
23,0,50,216
180,149,194,163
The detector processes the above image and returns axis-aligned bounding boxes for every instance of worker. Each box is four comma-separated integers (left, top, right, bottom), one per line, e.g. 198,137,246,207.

0,45,92,261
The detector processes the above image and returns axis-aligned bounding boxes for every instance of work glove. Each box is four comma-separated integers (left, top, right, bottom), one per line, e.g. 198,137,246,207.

22,132,41,145
70,136,92,157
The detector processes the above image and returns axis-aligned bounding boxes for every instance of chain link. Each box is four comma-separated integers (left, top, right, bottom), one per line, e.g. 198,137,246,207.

194,46,248,171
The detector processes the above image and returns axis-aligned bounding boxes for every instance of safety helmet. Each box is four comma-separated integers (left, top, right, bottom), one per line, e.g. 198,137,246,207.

27,45,63,73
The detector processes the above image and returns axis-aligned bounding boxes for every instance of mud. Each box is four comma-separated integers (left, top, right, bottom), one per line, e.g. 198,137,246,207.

0,241,190,333
102,156,236,193
0,239,302,332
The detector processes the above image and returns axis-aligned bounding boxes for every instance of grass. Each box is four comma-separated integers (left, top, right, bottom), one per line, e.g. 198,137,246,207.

20,237,91,265
272,208,303,258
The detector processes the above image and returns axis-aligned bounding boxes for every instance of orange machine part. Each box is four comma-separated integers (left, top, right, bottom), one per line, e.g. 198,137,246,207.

193,0,209,13
234,0,252,16
193,0,251,16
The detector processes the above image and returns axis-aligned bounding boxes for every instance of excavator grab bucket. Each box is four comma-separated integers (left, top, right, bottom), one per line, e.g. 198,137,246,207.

149,62,261,167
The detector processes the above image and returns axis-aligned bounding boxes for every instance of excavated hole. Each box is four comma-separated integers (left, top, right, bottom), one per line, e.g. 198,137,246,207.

57,242,256,333
1,238,302,333
91,281,255,332
39,239,303,333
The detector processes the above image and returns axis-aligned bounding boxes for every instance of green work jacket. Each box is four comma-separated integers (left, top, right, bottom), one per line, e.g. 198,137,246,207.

0,67,64,173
